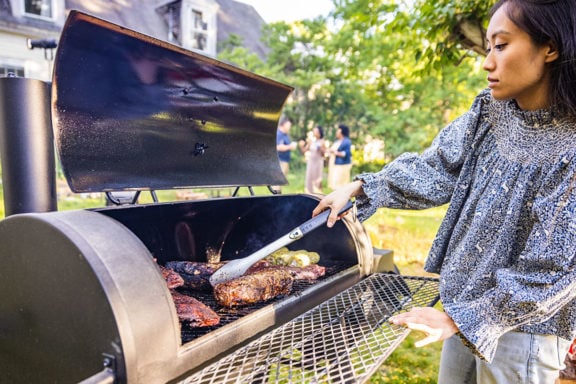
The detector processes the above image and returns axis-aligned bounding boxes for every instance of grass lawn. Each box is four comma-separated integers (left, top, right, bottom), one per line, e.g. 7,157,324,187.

0,165,446,383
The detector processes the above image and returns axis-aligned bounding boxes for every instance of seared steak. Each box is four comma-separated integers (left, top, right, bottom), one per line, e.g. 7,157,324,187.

246,263,326,281
165,261,224,291
159,265,185,289
214,268,294,308
170,290,220,327
288,264,326,281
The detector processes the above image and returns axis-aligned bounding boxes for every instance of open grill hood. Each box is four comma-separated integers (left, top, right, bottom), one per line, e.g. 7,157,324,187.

52,11,293,193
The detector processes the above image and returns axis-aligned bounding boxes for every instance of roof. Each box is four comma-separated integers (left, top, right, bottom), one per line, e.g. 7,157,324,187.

215,0,268,59
65,0,169,40
0,0,269,58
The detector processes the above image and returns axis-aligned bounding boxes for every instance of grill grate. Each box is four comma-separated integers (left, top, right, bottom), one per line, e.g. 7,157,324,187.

178,261,355,343
179,273,439,383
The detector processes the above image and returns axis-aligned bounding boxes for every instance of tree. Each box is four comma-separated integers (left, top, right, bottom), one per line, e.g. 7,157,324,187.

390,0,491,72
218,0,493,158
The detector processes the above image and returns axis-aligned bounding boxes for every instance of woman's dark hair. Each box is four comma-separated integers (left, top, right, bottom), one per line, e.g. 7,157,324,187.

490,0,576,117
338,124,350,137
315,125,324,138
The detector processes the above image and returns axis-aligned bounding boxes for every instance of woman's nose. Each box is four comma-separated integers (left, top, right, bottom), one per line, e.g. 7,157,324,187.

483,51,495,71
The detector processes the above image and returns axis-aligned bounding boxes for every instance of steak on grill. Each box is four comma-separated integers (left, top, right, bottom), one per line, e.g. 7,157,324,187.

288,264,326,280
214,268,294,308
170,290,220,327
246,263,326,281
160,265,185,289
165,261,224,291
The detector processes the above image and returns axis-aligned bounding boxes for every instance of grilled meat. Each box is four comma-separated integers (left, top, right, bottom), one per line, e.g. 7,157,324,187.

214,268,294,308
165,261,224,291
170,290,220,327
246,263,326,281
288,264,326,281
159,265,185,289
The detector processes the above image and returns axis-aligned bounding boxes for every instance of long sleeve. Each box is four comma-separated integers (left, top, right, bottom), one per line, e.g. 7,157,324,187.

443,154,576,361
354,91,488,221
353,88,576,363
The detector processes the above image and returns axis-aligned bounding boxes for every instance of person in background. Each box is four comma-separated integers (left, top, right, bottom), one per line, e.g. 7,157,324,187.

328,124,352,190
274,115,297,193
561,340,576,381
299,125,326,194
313,0,576,382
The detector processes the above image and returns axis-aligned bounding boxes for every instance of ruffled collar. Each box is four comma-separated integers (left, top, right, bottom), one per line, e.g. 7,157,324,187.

489,97,576,165
506,99,561,127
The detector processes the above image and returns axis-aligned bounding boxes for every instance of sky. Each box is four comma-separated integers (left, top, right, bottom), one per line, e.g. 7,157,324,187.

237,0,334,23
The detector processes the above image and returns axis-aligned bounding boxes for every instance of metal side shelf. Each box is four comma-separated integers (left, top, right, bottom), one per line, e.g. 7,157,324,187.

180,273,440,384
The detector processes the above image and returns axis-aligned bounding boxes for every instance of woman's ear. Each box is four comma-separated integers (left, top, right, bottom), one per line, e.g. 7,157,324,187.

544,41,559,63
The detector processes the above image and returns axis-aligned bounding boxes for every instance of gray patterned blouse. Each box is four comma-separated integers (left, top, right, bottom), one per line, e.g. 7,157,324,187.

355,89,576,362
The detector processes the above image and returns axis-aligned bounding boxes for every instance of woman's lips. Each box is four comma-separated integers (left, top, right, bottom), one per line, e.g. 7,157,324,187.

487,77,498,88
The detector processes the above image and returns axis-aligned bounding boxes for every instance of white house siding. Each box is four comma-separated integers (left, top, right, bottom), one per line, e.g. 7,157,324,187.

0,29,57,80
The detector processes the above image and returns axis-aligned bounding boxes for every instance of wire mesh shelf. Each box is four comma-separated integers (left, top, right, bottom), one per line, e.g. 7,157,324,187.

180,273,440,384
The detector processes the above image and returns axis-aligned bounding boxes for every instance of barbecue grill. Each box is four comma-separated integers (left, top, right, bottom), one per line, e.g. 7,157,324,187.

0,11,439,383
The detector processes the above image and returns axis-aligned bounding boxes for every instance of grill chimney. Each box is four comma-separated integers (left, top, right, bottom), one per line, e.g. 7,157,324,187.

0,76,57,216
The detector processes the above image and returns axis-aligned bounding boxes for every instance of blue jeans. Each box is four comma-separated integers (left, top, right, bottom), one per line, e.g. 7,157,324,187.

438,331,571,383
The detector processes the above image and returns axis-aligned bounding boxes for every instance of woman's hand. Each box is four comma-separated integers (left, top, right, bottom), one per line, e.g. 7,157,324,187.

389,307,459,347
312,180,363,227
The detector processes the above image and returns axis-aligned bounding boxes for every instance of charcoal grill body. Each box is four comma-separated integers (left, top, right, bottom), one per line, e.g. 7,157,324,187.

0,210,173,383
0,194,371,383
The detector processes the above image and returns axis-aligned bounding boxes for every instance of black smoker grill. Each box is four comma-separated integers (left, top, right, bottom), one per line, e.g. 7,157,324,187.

0,11,439,384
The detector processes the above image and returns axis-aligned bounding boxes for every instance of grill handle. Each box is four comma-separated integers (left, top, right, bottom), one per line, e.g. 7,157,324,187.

299,200,353,235
209,201,353,286
78,368,115,384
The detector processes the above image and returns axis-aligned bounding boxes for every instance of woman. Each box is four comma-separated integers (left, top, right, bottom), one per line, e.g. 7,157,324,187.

300,125,326,194
313,0,576,382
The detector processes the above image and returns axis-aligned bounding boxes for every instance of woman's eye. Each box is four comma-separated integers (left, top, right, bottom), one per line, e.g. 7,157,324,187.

485,43,507,54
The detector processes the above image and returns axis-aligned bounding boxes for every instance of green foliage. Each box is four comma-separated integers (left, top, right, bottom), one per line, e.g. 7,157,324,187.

218,0,490,159
407,0,493,72
216,33,269,75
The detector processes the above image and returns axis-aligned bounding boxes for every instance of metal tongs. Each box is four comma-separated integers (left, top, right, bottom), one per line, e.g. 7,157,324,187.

209,201,354,286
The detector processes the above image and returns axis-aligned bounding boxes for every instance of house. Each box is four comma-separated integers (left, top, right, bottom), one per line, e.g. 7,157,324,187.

0,0,268,81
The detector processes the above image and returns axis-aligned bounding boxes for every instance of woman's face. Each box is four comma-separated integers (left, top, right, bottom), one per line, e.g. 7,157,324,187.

313,127,321,138
483,4,558,110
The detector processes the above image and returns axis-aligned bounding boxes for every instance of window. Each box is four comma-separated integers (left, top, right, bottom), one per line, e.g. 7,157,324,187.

0,65,25,78
192,32,207,51
190,9,208,51
24,0,53,19
193,10,207,31
180,1,218,55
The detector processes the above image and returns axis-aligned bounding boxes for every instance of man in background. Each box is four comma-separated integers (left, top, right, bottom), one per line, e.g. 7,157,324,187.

274,116,297,193
328,124,352,190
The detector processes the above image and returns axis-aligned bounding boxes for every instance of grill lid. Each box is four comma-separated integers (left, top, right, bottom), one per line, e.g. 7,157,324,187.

52,11,293,193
